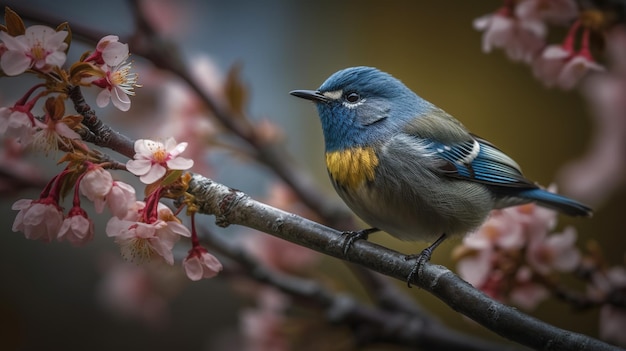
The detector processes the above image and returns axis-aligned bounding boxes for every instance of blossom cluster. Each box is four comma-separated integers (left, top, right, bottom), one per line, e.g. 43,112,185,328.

454,201,626,344
475,0,606,89
1,9,221,283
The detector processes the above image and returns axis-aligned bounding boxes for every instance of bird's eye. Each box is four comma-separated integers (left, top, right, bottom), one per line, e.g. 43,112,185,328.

345,92,360,103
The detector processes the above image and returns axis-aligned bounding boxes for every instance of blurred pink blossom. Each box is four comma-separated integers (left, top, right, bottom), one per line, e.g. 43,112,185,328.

474,5,546,63
97,256,169,328
0,25,68,75
0,139,46,194
0,107,34,145
509,266,549,310
139,0,193,37
515,0,578,25
590,266,626,346
455,202,577,310
526,226,580,275
558,26,626,205
240,288,290,351
12,197,63,242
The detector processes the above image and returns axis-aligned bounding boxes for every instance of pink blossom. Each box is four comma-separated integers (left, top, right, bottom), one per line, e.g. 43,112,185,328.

558,27,626,205
0,25,68,75
0,138,46,194
0,107,35,144
126,138,194,184
93,57,140,111
84,35,129,66
138,0,192,37
533,21,605,90
58,206,94,246
79,165,136,217
106,181,137,218
455,201,567,309
31,115,80,155
474,9,545,63
12,197,63,242
80,165,114,212
515,0,578,25
240,288,290,351
509,266,549,310
526,226,581,275
182,246,222,281
97,256,169,328
591,267,626,346
105,202,190,265
106,217,188,265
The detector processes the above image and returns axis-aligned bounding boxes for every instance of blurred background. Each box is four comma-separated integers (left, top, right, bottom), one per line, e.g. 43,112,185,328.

0,0,623,350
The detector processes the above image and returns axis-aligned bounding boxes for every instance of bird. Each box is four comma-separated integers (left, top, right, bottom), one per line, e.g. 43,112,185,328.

290,66,592,285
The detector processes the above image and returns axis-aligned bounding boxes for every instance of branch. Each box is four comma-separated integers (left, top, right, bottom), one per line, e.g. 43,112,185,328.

186,173,623,351
67,85,135,158
199,227,515,351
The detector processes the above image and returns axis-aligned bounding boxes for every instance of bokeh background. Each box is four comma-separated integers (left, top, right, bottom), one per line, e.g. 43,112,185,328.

0,0,623,350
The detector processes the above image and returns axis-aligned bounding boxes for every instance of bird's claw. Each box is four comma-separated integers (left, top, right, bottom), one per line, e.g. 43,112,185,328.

341,227,379,255
404,248,434,288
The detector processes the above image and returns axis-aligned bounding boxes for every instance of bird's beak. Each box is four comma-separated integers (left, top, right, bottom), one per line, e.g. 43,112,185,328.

289,89,329,103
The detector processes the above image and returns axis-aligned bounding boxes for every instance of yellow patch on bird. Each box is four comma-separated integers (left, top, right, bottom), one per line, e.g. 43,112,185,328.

325,147,379,188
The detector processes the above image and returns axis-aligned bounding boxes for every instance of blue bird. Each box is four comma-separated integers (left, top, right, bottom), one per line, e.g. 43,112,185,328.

290,66,591,284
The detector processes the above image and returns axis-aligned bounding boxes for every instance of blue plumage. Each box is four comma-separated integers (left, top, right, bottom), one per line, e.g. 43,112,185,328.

290,66,592,269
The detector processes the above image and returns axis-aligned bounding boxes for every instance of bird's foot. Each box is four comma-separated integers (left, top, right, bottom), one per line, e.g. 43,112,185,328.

405,233,448,288
341,227,379,255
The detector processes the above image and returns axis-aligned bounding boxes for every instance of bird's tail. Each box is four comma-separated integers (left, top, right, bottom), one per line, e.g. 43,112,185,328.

517,188,592,217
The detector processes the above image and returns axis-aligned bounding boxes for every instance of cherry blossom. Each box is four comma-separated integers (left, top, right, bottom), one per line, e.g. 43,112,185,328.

0,106,35,144
106,181,137,219
533,21,604,89
515,0,578,25
84,35,129,66
92,56,140,111
96,256,169,328
590,267,626,346
105,200,190,265
58,205,94,246
509,266,550,310
474,6,546,63
79,165,114,212
12,197,63,242
0,25,68,75
558,27,626,205
126,137,194,184
526,226,581,275
240,288,290,351
455,200,574,310
182,246,222,281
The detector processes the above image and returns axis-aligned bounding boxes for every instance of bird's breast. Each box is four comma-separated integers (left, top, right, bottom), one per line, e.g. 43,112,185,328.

325,147,379,189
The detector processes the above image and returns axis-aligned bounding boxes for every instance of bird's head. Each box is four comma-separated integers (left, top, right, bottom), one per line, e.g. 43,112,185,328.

290,66,429,151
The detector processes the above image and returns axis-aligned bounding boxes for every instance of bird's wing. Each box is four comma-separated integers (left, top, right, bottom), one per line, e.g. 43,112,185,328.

430,136,534,187
401,111,535,188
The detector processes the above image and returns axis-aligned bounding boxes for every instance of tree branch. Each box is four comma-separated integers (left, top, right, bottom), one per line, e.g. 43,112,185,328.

198,226,516,350
186,173,623,351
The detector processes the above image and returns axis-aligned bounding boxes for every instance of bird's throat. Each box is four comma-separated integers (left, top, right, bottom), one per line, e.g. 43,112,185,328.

325,147,379,188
